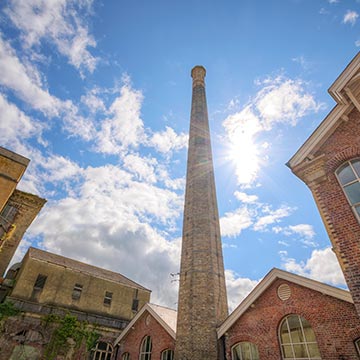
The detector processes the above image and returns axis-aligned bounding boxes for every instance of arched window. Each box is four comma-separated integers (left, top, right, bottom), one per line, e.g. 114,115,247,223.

139,336,152,360
279,314,321,359
336,159,360,220
91,341,113,360
231,342,259,360
161,349,174,360
122,353,130,360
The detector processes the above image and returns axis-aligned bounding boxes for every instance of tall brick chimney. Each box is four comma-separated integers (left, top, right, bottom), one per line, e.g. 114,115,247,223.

174,66,228,360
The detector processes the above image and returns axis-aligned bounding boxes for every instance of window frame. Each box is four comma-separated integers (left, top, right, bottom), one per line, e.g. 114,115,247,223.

231,341,259,360
336,159,360,222
91,341,113,360
161,349,174,360
31,274,47,300
71,283,83,301
278,314,321,360
139,335,152,360
122,352,130,360
104,291,113,306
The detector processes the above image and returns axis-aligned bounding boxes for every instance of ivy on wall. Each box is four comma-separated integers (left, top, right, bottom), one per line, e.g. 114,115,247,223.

0,301,20,321
43,313,100,360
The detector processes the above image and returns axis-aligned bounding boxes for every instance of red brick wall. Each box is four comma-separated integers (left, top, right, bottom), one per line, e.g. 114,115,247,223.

225,279,360,360
117,311,175,359
295,108,360,317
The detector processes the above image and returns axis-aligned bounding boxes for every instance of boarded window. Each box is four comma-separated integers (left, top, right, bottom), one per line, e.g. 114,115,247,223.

104,291,112,306
31,274,47,300
72,283,83,300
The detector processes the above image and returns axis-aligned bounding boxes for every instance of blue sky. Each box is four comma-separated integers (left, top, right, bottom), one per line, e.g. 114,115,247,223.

1,0,359,310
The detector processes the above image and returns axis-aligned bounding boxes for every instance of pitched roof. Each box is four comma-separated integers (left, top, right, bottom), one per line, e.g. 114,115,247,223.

287,52,360,169
27,247,150,292
217,268,352,339
114,303,177,345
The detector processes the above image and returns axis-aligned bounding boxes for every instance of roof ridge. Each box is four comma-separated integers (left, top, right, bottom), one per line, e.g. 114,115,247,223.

27,247,151,291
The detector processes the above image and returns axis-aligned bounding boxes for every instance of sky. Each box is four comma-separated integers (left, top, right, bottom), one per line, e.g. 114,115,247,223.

0,0,359,311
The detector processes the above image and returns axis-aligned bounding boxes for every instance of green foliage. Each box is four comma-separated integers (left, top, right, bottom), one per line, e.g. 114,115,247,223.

0,301,20,320
44,313,100,360
42,313,60,327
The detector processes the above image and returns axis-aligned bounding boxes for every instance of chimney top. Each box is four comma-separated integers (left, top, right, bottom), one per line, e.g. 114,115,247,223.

191,66,206,87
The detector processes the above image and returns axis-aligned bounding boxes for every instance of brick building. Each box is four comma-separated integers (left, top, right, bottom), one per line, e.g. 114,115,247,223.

0,247,151,359
115,303,176,360
115,268,360,359
0,146,46,277
288,52,360,319
219,269,360,360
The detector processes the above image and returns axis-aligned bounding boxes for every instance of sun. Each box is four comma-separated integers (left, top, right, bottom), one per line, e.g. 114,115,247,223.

227,131,260,186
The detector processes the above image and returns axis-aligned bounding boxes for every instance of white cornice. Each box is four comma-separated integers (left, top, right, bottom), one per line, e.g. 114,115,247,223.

217,268,352,339
288,52,360,169
114,303,176,346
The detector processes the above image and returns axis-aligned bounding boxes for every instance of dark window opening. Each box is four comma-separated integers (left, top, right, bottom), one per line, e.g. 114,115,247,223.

72,283,83,300
104,291,112,306
31,274,47,300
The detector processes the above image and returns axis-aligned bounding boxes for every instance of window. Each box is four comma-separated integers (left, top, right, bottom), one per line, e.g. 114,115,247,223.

132,298,139,312
104,291,112,306
91,341,113,360
72,283,83,300
231,342,259,360
161,349,174,360
132,289,139,312
31,274,47,300
336,159,360,220
122,353,130,360
139,336,152,360
279,314,321,359
0,204,18,232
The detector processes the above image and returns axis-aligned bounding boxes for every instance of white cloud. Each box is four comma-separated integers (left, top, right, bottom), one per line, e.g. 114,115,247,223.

255,77,320,130
281,247,346,287
225,269,258,312
234,191,258,204
81,88,107,114
288,224,315,239
17,161,184,307
343,10,359,25
123,154,158,184
220,206,253,237
273,224,317,247
0,35,95,141
0,35,61,117
96,81,146,155
5,0,97,73
221,199,295,238
253,205,294,231
223,76,321,187
149,126,188,155
0,93,44,148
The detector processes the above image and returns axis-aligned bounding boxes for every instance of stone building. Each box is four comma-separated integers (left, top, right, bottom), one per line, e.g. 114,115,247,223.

0,247,151,359
287,52,360,319
0,146,46,277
